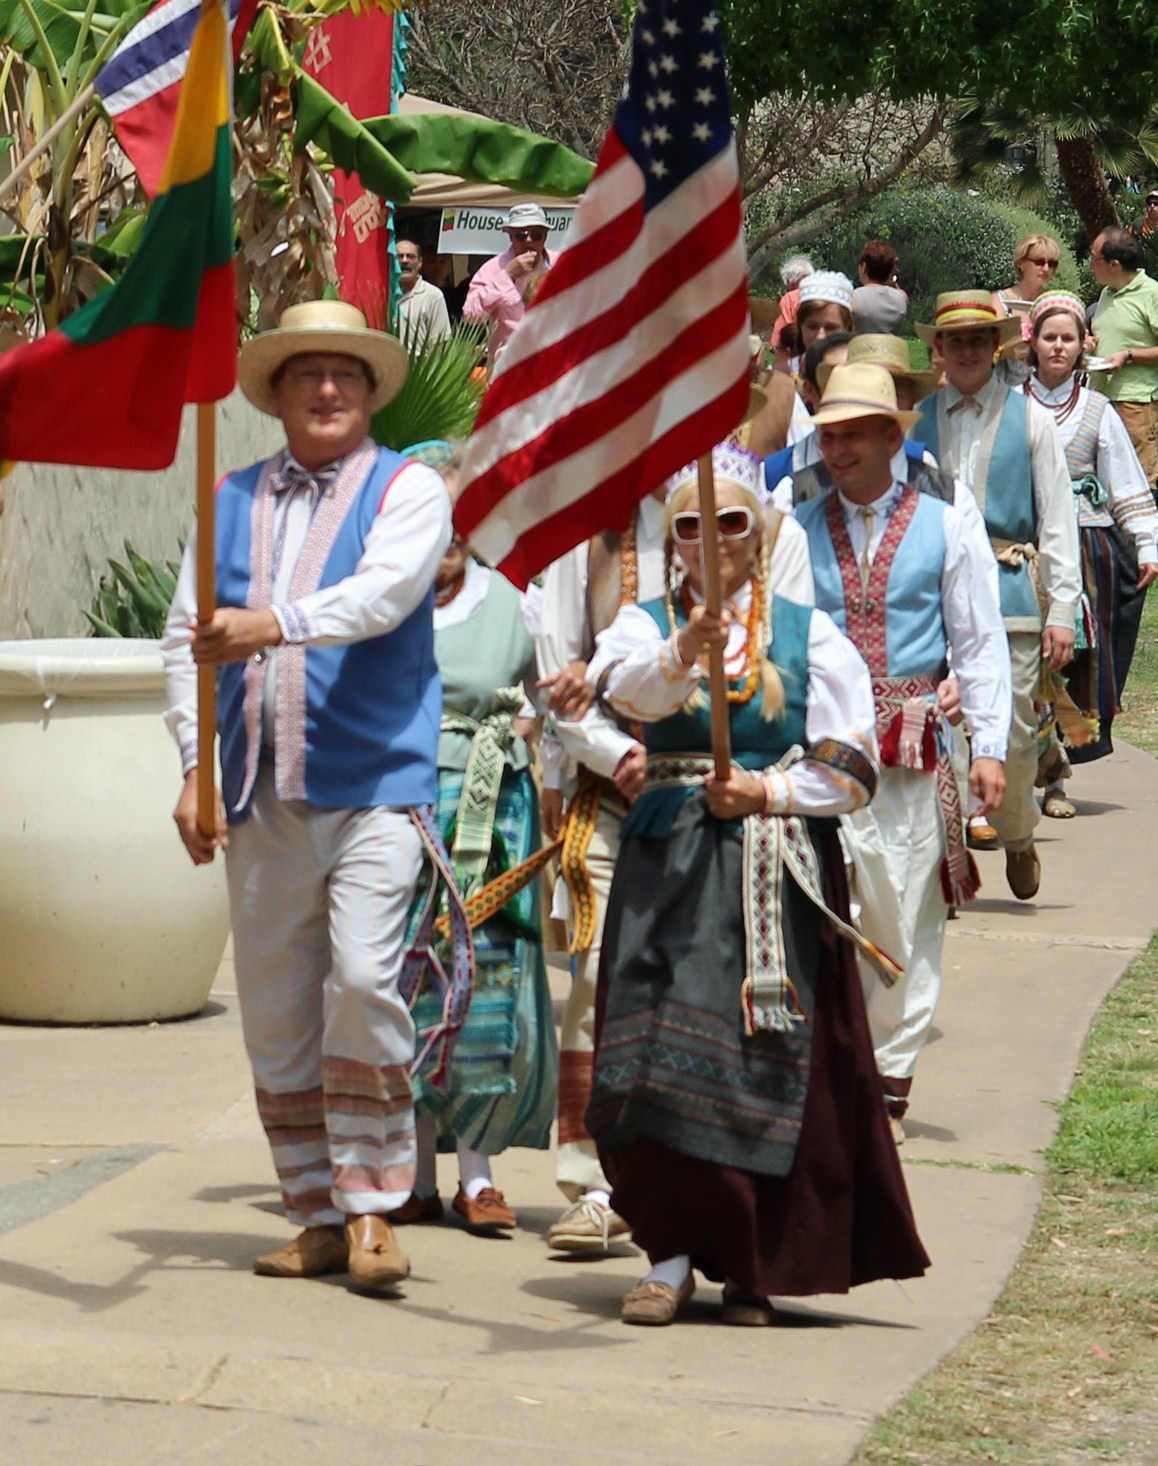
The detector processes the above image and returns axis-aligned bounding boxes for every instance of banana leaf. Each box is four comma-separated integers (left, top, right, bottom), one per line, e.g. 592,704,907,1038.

0,0,148,78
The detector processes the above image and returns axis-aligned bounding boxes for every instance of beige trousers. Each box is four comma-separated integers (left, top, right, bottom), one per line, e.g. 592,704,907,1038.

988,630,1042,853
227,769,422,1227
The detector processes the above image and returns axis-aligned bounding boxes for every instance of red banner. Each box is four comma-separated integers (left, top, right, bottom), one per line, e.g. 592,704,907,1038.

302,11,396,325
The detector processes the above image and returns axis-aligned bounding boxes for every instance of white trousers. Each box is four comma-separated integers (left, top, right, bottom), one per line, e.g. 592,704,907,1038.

988,630,1041,853
556,796,621,1202
844,766,947,1087
226,769,422,1227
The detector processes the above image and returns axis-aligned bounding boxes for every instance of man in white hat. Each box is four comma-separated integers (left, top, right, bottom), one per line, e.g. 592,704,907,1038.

464,202,556,370
792,363,1011,1140
914,290,1080,900
161,300,452,1290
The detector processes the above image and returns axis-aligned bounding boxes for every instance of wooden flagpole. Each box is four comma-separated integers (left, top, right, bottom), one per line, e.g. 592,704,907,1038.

195,401,217,837
695,452,732,780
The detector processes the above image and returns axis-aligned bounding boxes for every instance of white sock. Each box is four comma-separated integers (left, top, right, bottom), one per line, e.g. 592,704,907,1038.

413,1114,438,1199
968,812,989,827
457,1140,494,1200
642,1255,691,1290
581,1188,612,1209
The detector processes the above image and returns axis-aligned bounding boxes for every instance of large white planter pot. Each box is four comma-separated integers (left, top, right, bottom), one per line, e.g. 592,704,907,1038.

0,638,229,1023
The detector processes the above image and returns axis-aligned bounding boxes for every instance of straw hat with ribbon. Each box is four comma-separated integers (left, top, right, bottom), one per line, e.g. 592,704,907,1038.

239,300,408,416
809,363,921,431
915,290,1022,348
817,333,940,400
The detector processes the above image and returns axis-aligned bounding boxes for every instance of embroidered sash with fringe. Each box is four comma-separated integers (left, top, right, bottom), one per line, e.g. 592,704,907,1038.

643,747,899,1036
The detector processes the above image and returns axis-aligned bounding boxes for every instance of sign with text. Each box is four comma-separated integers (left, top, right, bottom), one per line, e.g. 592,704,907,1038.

438,206,576,256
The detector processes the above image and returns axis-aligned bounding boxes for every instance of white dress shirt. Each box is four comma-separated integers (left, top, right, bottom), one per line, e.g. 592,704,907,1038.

162,444,451,772
534,492,816,781
588,584,878,817
829,480,1011,761
937,375,1081,630
1031,376,1158,560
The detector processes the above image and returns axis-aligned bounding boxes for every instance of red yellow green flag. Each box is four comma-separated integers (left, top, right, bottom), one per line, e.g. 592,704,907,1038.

0,0,235,471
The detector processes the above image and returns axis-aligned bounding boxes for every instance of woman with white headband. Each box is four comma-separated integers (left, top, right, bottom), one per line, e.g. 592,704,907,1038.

582,443,929,1328
1024,291,1158,813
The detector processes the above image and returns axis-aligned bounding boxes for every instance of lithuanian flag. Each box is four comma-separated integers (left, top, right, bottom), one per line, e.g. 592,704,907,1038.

0,0,235,471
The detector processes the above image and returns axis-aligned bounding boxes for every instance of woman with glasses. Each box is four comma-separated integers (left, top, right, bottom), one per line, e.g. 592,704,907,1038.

583,444,929,1328
991,234,1061,325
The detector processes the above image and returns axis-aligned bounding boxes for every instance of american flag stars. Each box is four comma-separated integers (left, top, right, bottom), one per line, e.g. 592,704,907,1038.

621,0,733,208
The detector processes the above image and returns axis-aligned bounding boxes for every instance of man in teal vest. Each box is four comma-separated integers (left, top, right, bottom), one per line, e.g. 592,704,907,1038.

162,302,452,1290
915,291,1080,900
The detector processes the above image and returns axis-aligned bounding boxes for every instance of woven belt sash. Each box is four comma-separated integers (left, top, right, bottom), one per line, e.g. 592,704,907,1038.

441,688,525,897
874,674,980,907
644,751,901,1036
990,540,1098,746
401,806,474,1090
559,768,614,956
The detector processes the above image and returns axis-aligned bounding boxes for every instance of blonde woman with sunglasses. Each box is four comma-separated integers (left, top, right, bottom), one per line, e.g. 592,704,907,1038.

581,443,929,1329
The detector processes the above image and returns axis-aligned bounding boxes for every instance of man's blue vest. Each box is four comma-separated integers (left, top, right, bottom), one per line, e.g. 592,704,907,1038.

215,449,440,821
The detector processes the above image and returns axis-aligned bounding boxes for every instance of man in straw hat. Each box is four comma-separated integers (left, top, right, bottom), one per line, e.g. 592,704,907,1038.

162,300,452,1290
792,362,1011,1140
914,291,1080,900
765,333,945,506
534,437,815,1252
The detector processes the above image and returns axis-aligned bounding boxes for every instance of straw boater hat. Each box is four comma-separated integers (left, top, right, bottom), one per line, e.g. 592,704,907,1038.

809,363,921,431
817,333,940,400
238,300,409,416
915,290,1022,348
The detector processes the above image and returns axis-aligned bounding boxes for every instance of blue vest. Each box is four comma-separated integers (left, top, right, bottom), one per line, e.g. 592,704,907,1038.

215,450,440,821
916,390,1038,620
621,593,813,838
796,490,949,678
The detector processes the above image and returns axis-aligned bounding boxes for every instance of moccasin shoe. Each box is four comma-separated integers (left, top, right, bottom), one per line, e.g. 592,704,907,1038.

452,1186,516,1232
392,1191,445,1224
720,1283,776,1327
966,820,1000,851
546,1197,632,1252
345,1214,410,1288
1042,789,1077,819
888,1113,906,1146
253,1224,348,1279
1006,844,1041,901
621,1274,695,1326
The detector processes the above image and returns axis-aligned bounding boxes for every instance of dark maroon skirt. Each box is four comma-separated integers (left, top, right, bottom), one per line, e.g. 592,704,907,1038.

594,827,930,1298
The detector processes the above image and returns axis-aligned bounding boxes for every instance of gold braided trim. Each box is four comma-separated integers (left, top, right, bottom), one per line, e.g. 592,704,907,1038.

560,769,608,955
435,835,563,941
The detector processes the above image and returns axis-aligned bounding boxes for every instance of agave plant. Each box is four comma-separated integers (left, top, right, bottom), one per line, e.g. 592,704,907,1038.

86,540,181,638
371,318,487,452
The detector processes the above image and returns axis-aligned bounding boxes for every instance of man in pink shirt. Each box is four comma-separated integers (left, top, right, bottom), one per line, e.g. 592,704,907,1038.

464,203,556,372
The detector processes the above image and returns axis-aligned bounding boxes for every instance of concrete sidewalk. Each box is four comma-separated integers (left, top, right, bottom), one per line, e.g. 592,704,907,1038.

1,746,1156,1466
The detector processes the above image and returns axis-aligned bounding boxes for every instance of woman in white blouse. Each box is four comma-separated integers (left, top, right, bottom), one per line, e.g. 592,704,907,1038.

1024,291,1158,814
581,445,928,1329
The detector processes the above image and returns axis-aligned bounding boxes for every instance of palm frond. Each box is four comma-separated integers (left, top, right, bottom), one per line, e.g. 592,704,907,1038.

371,320,487,453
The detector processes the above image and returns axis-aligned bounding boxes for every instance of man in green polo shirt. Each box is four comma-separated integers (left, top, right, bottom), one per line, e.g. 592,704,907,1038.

1090,227,1158,494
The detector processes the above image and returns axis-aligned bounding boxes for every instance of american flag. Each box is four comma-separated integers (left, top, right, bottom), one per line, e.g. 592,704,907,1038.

95,0,257,197
453,0,750,590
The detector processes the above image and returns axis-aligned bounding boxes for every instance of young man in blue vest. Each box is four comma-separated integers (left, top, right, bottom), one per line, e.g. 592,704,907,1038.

792,362,1010,1140
914,292,1080,900
162,301,452,1289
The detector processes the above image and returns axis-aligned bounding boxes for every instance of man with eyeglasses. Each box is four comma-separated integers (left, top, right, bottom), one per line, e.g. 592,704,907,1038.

1089,227,1158,495
792,363,1010,1143
162,300,452,1293
464,203,556,371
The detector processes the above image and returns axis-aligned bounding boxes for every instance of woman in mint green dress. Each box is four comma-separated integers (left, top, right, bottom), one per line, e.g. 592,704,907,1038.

398,532,557,1236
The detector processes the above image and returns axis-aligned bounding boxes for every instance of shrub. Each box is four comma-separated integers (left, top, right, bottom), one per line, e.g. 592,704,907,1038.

86,542,180,639
763,184,1020,328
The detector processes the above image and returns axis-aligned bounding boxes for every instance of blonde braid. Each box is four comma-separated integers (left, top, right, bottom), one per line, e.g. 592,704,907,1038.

755,518,786,722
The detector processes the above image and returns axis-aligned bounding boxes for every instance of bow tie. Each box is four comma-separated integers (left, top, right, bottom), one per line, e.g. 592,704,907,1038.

271,463,338,497
948,394,984,416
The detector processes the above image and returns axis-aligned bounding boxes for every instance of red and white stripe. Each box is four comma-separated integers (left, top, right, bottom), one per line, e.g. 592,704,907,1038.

454,128,749,590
